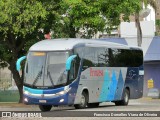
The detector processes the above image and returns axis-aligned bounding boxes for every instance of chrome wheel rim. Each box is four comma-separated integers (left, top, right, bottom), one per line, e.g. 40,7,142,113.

80,94,85,106
124,92,128,103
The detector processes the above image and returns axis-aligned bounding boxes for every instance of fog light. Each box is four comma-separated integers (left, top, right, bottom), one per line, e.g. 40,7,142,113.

59,99,64,103
24,98,28,102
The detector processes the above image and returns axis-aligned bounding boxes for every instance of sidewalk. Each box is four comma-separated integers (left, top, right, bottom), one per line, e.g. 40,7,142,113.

0,103,34,108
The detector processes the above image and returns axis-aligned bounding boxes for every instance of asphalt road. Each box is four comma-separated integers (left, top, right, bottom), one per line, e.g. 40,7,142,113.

0,98,160,120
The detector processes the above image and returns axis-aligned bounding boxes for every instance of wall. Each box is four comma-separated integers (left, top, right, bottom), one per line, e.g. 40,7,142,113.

0,67,12,90
0,67,19,102
120,21,155,38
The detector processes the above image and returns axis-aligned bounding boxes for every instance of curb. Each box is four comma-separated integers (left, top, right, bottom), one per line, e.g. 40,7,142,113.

139,97,160,100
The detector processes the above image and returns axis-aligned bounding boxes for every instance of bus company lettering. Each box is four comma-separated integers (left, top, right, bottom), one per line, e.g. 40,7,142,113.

90,68,104,76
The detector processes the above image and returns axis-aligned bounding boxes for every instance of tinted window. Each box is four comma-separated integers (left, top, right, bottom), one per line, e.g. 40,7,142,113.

74,47,143,68
110,49,143,67
83,47,97,67
75,47,94,70
97,48,109,67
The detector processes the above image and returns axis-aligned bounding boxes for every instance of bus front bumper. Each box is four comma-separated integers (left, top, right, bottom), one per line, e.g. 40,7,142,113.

23,93,69,105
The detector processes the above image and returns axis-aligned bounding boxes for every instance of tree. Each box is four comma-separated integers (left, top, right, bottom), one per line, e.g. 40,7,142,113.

58,0,141,38
0,0,47,103
0,0,141,103
135,0,157,47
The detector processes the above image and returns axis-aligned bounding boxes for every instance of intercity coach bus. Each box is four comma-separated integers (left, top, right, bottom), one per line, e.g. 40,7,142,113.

17,38,144,111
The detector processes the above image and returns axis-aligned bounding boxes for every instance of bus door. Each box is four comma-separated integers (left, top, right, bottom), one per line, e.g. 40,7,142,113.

126,67,139,98
66,55,83,105
138,65,144,97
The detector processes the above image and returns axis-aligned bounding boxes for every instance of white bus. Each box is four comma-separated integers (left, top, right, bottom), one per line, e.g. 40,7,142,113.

17,38,144,111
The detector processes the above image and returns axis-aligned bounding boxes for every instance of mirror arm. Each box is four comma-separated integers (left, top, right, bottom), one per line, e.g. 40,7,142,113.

66,55,77,71
16,56,26,72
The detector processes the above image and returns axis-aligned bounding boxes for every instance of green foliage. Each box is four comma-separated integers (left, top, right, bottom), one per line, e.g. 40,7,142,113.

0,0,142,66
156,19,160,27
0,0,47,61
0,0,48,102
0,0,46,37
156,19,160,36
0,0,47,65
59,0,141,38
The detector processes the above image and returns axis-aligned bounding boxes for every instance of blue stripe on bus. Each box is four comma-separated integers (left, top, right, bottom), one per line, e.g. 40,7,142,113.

99,70,111,102
99,69,125,102
106,70,118,101
43,87,65,94
114,70,124,100
24,86,43,94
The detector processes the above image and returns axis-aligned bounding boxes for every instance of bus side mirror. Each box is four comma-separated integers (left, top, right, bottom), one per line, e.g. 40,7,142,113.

16,56,26,72
66,55,77,71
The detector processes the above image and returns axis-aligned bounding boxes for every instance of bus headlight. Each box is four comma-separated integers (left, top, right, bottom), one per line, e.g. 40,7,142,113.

24,90,30,95
24,98,28,102
56,87,71,95
58,91,66,95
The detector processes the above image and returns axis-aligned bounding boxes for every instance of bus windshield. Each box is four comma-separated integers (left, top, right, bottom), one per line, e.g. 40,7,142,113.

24,51,70,88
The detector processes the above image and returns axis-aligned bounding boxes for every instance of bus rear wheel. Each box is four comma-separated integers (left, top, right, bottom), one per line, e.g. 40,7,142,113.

115,89,129,106
74,92,88,109
39,105,52,112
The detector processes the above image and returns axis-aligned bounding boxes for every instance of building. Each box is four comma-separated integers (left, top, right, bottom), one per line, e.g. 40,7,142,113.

144,36,160,96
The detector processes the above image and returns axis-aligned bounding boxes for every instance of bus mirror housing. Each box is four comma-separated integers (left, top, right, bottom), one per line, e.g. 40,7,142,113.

16,56,26,72
66,55,77,71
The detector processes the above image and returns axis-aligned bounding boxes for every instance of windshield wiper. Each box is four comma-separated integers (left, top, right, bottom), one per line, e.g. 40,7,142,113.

47,70,54,87
32,66,43,86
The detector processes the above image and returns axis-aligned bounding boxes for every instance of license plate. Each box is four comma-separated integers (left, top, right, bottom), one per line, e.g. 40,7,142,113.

39,100,47,103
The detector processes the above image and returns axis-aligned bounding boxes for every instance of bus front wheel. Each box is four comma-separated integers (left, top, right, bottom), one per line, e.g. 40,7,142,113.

74,92,88,109
115,89,130,106
39,105,52,112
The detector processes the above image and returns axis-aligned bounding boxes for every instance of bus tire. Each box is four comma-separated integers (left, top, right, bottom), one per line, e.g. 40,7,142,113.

74,92,88,109
39,105,52,112
87,103,99,108
115,89,130,106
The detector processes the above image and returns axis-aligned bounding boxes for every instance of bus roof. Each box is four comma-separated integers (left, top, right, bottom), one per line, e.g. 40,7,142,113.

29,38,141,51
